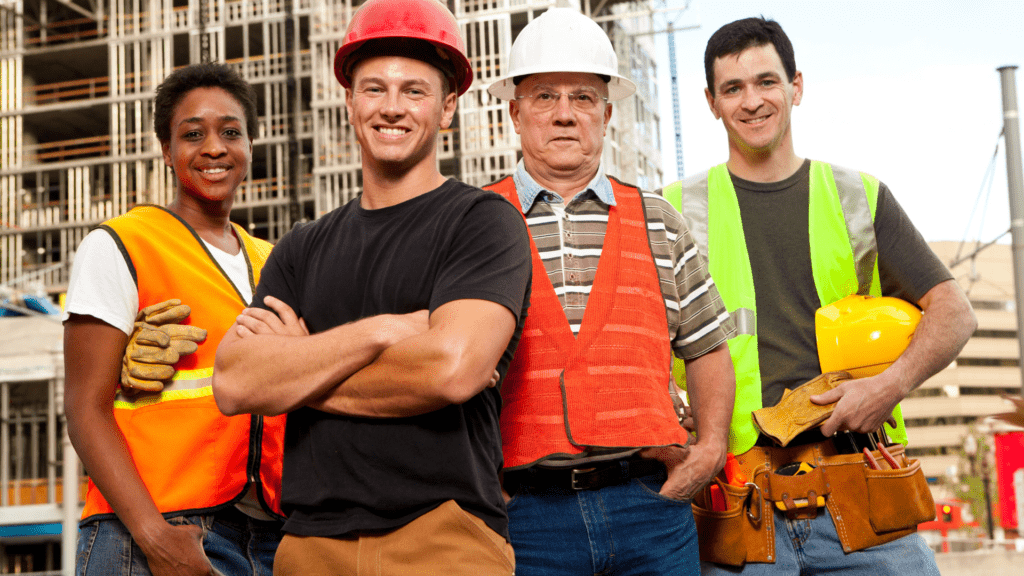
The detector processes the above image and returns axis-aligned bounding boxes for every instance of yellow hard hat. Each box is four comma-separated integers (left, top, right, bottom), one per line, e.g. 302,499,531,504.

815,295,921,379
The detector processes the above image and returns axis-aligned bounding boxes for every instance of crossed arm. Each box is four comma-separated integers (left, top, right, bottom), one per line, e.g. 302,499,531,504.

213,296,515,418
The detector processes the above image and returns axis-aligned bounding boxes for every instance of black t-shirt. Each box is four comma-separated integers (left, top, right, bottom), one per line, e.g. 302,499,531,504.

731,160,954,407
253,179,531,539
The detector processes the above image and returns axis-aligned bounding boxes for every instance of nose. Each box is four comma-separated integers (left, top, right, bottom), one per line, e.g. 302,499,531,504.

552,93,575,124
740,86,764,112
381,88,404,120
200,134,227,157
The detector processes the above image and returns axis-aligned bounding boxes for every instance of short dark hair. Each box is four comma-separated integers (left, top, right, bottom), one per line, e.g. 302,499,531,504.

344,38,455,98
704,17,796,96
154,63,258,143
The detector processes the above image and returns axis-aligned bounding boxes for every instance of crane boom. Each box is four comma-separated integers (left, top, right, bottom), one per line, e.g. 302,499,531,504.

668,23,683,178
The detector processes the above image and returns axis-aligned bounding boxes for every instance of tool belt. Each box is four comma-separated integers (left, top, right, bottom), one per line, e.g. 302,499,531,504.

692,440,935,566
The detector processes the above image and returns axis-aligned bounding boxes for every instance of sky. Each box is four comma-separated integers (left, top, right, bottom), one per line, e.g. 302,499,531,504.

650,0,1024,243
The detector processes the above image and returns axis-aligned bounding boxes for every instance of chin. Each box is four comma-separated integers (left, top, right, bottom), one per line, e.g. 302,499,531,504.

543,153,588,170
373,156,421,177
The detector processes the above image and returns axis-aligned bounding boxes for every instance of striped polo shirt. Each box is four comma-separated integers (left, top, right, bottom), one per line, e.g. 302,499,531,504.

510,160,734,361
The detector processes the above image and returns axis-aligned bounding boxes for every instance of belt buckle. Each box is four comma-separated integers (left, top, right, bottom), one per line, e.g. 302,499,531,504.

570,467,596,490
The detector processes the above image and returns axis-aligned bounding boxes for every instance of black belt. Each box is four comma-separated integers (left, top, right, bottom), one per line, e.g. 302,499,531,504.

754,429,880,453
504,458,664,492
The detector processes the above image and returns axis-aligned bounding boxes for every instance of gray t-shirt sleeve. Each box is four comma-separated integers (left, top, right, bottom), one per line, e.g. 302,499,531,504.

874,183,954,303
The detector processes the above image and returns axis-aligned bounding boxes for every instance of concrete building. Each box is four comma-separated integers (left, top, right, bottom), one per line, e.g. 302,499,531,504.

903,241,1020,480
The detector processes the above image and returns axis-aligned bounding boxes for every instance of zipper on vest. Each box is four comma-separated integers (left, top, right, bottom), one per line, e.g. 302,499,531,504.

247,414,263,489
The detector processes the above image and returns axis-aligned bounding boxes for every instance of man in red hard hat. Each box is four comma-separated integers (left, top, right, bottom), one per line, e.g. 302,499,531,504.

213,0,530,574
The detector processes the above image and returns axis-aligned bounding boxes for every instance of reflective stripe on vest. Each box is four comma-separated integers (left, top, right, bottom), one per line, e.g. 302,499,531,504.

486,176,686,469
82,206,286,520
662,161,907,455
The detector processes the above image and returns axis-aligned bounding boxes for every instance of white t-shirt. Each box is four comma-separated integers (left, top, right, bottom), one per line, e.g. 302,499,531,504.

64,229,252,331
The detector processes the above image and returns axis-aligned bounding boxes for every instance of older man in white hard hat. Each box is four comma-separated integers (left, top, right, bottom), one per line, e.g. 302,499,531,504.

484,8,736,575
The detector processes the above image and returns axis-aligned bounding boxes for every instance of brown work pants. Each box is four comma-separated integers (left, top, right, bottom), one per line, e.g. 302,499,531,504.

273,500,515,576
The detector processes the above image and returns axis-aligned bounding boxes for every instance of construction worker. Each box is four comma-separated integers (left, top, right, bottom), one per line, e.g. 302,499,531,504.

63,63,285,576
484,8,736,575
211,0,530,574
659,17,977,575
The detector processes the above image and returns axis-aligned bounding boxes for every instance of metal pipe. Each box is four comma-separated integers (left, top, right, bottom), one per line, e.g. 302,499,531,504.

998,65,1024,396
59,345,76,576
1,382,9,507
62,422,77,576
48,378,57,504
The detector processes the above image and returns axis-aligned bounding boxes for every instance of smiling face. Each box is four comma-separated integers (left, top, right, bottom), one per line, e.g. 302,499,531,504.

345,55,457,175
705,43,803,159
161,87,252,212
510,72,612,187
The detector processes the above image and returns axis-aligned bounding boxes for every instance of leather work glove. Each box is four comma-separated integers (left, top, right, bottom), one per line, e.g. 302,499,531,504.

751,371,852,447
121,299,207,393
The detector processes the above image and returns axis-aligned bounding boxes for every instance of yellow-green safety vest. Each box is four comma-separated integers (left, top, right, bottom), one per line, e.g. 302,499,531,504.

662,161,908,455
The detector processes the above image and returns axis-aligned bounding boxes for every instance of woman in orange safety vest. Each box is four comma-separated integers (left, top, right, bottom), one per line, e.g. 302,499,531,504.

63,63,285,576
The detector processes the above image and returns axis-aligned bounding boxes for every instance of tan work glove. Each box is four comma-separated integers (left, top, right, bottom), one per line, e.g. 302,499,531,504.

121,299,207,392
751,371,852,447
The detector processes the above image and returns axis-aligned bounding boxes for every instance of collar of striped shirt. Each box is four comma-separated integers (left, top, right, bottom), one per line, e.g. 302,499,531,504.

510,159,617,213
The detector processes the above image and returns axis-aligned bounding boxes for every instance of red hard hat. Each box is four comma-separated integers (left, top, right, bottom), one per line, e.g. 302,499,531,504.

333,0,473,96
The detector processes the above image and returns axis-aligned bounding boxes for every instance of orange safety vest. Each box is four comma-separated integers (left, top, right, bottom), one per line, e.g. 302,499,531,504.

81,206,286,520
486,176,687,470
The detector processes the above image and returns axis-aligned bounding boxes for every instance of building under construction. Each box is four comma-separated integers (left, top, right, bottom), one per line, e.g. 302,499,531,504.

0,0,666,572
0,0,665,293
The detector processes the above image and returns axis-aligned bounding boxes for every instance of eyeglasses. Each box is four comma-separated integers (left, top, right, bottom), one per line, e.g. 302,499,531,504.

514,89,609,113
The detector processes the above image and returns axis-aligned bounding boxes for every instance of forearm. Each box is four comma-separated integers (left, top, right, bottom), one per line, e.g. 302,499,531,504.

312,299,514,418
65,402,168,545
213,315,401,416
312,333,482,417
884,279,976,397
63,319,168,551
813,281,977,436
683,342,735,455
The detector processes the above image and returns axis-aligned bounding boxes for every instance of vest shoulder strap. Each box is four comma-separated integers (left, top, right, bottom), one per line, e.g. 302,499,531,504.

664,171,711,262
808,161,881,301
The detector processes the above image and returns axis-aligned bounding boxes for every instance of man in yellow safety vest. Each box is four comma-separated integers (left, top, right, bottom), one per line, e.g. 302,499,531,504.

659,16,976,575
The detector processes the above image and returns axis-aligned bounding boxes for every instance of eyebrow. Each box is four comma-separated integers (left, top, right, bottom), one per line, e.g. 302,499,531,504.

530,84,601,92
179,115,243,125
355,76,434,89
719,71,781,91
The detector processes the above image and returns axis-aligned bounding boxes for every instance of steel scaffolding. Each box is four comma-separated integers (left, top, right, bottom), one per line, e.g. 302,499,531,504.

0,0,665,295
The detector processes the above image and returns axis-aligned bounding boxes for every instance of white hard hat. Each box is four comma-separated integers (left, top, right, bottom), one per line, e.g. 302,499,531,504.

487,8,637,102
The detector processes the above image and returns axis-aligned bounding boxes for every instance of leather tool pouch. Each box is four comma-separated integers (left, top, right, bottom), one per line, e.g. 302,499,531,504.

819,444,935,552
764,464,830,520
693,443,935,566
692,478,773,566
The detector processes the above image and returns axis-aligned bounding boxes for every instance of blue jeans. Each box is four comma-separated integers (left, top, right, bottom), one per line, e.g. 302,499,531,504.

700,506,940,575
506,470,699,576
76,507,282,575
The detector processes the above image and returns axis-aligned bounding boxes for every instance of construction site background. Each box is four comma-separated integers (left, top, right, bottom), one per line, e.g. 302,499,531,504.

1,0,1022,575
